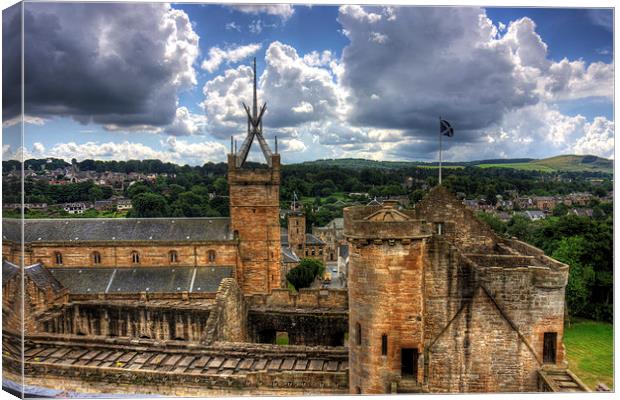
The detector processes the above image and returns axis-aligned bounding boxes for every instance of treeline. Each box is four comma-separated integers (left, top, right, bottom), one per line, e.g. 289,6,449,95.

5,158,613,219
478,204,613,322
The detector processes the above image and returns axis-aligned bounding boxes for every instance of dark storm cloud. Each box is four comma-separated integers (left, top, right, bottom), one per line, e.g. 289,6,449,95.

8,3,199,129
2,4,22,122
338,6,540,139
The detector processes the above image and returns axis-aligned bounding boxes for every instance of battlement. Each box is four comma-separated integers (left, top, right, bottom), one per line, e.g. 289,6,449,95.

227,154,281,185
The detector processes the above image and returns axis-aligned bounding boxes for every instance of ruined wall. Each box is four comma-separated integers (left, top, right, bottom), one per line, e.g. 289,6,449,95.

415,186,498,252
248,310,347,346
422,237,567,392
247,288,348,309
228,154,282,294
203,278,248,343
38,302,211,341
246,288,348,346
25,242,238,268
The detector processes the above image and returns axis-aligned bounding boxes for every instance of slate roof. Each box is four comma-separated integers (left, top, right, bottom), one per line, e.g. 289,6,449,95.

49,266,233,294
2,260,19,286
280,227,289,245
338,244,349,259
305,233,325,246
281,246,300,264
3,218,232,243
2,260,64,293
25,263,65,293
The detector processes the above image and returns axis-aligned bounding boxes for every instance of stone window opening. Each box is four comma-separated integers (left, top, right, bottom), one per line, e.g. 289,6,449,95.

275,331,289,345
169,250,178,264
381,334,388,356
311,249,315,256
436,222,444,235
355,387,361,394
356,322,362,346
92,251,101,265
208,250,216,263
54,252,63,265
298,244,303,250
131,251,140,264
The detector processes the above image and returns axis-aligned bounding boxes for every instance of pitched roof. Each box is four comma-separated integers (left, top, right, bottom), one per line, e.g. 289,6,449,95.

49,266,233,294
2,260,19,286
305,233,325,245
281,246,300,264
3,217,232,243
2,260,64,293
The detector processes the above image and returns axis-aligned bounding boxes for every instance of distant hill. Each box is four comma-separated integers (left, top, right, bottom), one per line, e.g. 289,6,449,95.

296,155,612,173
476,155,613,173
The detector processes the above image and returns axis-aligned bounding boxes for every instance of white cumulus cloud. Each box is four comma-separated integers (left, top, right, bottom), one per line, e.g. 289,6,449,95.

201,43,262,73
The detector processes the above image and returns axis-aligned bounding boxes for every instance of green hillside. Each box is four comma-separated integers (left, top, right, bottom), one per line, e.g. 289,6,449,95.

530,155,613,173
476,155,613,173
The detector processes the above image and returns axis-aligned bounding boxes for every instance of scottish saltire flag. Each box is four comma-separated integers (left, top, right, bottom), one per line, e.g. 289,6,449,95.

440,119,454,137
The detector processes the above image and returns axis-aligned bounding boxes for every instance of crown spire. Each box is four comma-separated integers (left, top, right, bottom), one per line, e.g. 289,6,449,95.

235,57,273,167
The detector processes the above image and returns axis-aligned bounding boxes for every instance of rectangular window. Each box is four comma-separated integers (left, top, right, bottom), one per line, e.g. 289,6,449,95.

436,222,444,235
381,334,388,356
356,323,362,345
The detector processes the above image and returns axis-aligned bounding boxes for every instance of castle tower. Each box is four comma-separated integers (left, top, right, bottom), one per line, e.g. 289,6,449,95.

344,201,432,394
287,192,306,253
228,58,282,294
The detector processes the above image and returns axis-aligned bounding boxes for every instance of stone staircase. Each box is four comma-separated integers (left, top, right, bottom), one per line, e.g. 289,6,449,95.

391,378,427,393
538,367,590,392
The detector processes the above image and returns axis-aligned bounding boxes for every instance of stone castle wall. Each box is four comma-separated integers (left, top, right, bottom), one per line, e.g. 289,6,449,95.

10,242,239,268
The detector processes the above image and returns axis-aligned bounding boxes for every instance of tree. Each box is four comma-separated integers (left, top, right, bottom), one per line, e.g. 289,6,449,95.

131,193,169,218
552,203,569,217
286,258,325,290
552,236,594,318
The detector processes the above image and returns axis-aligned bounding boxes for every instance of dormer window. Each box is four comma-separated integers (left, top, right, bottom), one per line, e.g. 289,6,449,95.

131,251,140,264
92,251,101,265
54,252,63,265
208,250,216,263
169,250,178,264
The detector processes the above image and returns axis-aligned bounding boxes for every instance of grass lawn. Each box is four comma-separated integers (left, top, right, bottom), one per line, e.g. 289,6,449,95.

564,319,613,390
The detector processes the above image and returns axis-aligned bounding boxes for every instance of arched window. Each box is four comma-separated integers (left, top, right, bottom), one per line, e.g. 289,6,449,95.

54,252,63,265
169,250,178,263
208,250,216,263
131,251,140,264
356,322,362,346
92,251,101,265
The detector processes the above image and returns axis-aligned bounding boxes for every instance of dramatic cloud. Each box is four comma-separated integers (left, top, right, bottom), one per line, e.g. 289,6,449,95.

12,3,199,130
337,6,614,149
261,42,345,128
572,117,615,159
26,137,227,165
232,5,295,21
201,43,262,73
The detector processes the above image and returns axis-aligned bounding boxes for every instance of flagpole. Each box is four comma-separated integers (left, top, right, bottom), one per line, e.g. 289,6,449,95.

438,116,443,185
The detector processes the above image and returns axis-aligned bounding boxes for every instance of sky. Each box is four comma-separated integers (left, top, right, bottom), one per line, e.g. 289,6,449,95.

1,3,615,165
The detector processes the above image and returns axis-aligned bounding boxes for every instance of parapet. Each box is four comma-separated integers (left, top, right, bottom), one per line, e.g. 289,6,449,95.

343,202,432,240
